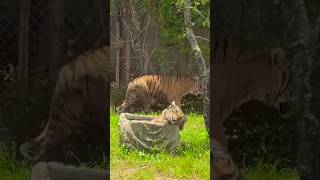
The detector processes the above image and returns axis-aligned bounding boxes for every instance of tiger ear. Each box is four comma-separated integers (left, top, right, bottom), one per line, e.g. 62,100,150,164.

271,48,288,70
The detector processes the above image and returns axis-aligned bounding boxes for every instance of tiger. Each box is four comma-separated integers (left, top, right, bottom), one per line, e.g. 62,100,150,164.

20,46,109,163
123,101,187,129
151,101,186,129
117,74,200,113
212,36,292,149
212,139,243,180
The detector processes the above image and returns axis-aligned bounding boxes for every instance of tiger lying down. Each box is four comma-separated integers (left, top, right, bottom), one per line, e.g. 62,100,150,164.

123,101,186,129
212,37,293,149
117,74,200,113
120,101,186,152
20,46,109,163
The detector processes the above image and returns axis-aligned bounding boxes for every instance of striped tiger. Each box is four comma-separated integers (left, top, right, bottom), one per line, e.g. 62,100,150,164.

122,101,187,129
20,46,109,163
212,139,243,180
212,36,292,148
117,74,200,113
151,101,186,129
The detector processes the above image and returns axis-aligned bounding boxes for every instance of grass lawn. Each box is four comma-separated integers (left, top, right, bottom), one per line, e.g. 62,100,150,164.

0,110,300,180
110,110,210,179
245,161,299,180
0,149,30,180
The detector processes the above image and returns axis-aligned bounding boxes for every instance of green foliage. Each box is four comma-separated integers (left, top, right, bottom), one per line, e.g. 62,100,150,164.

145,0,209,43
225,101,298,169
143,0,210,74
110,84,127,111
110,0,209,76
145,0,210,66
180,94,202,113
246,161,299,180
0,146,30,180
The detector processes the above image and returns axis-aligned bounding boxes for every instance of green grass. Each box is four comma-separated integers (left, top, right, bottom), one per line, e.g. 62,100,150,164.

246,161,300,180
0,148,30,180
110,110,210,179
0,110,300,180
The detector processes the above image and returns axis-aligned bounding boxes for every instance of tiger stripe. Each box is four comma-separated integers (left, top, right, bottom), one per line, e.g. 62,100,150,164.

117,74,200,113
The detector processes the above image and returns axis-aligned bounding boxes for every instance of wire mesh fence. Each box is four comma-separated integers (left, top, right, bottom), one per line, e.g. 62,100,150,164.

110,12,204,87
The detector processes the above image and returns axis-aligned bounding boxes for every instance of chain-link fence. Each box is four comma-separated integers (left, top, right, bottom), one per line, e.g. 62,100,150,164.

109,2,208,112
109,3,207,87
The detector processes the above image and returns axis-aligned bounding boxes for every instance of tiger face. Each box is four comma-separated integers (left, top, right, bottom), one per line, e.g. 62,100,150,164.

162,101,186,129
253,48,292,117
212,38,293,148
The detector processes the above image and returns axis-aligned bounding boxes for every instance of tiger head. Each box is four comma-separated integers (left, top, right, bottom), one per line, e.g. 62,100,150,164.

188,77,201,96
212,140,243,180
262,48,293,117
230,47,293,118
162,101,187,129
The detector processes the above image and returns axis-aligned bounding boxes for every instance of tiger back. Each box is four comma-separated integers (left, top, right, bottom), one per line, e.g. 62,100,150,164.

212,36,292,148
20,46,109,163
117,75,200,113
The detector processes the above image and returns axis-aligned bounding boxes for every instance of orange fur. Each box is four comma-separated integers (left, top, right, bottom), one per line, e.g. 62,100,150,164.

117,75,199,113
212,37,291,148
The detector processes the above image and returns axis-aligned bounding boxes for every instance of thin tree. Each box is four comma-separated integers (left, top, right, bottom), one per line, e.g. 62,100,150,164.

184,0,210,134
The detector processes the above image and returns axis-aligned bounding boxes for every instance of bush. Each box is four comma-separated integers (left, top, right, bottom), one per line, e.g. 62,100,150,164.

110,84,126,111
225,100,298,168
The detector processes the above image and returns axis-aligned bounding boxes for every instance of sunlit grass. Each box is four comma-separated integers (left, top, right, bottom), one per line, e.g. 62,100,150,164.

110,110,210,179
0,110,300,180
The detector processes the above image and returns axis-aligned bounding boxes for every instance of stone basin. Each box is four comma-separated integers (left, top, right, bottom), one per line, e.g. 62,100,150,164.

119,113,180,152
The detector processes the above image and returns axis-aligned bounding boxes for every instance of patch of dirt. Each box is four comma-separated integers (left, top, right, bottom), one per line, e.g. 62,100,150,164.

111,166,181,179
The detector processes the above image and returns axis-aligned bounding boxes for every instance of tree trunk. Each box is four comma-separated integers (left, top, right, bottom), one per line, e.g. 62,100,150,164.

115,8,121,88
123,8,131,83
291,14,320,180
48,0,66,89
117,7,128,86
17,0,30,160
184,0,210,134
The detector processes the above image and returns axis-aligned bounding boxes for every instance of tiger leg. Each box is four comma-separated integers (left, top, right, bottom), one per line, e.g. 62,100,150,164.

142,98,151,113
117,91,137,113
213,105,228,149
212,140,242,180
